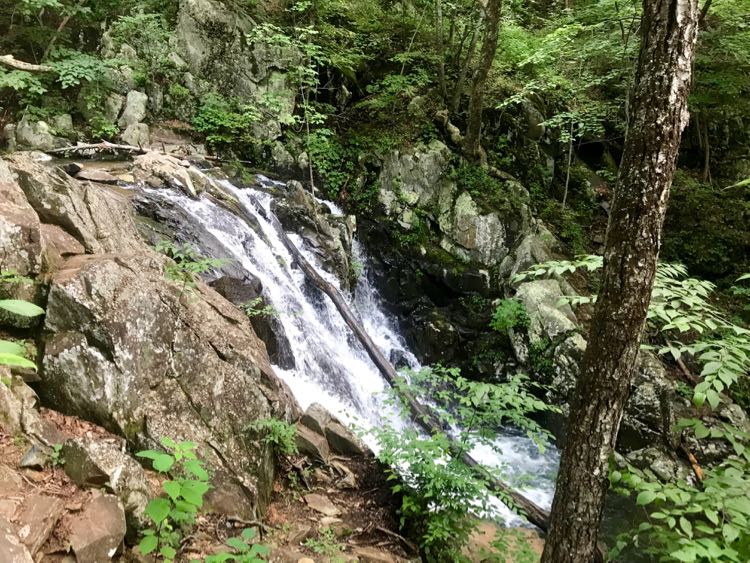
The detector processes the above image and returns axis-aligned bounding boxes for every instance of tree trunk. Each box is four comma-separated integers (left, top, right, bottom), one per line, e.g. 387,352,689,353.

463,0,501,161
540,1,699,562
435,0,448,101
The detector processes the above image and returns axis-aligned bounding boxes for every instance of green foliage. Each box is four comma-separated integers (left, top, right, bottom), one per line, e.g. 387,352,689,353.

0,299,45,318
452,164,529,214
516,257,750,409
241,297,279,319
204,528,270,563
303,527,343,559
137,438,211,563
370,365,558,558
490,299,529,333
192,94,262,157
245,418,298,457
156,241,226,292
516,257,750,560
610,422,750,562
49,443,64,467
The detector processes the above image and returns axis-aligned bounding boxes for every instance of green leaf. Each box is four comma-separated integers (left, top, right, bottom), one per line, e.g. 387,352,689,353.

160,545,177,559
636,490,657,506
0,340,26,356
704,508,719,525
0,353,37,370
139,534,158,555
706,389,721,409
723,523,739,542
0,300,44,317
181,480,210,507
145,498,171,523
226,537,249,551
152,453,175,473
183,459,209,480
162,480,181,501
679,516,693,538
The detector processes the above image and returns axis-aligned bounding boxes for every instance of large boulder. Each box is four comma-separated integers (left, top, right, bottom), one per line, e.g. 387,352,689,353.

42,252,297,517
14,118,68,151
377,141,533,268
0,159,43,302
4,153,143,255
272,181,356,290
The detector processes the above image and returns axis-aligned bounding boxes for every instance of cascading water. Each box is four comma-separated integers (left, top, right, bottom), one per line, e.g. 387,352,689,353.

138,175,559,524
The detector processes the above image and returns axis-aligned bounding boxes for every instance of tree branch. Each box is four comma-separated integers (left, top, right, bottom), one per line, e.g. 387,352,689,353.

0,55,52,73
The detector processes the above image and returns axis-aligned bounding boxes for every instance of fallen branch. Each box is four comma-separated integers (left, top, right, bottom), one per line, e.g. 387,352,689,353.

0,55,52,73
232,190,551,532
44,141,150,155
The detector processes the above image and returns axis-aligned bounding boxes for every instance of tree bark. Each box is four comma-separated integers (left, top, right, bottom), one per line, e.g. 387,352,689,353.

435,0,448,101
0,54,52,72
463,0,501,162
540,1,699,562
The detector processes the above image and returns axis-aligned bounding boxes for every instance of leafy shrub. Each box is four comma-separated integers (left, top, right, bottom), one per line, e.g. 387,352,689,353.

370,365,558,558
192,94,262,157
156,241,226,293
490,299,529,333
137,438,211,562
245,418,298,457
205,528,270,563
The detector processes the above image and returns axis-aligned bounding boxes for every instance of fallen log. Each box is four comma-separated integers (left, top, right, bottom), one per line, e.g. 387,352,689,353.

0,55,52,72
44,141,150,155
238,191,551,532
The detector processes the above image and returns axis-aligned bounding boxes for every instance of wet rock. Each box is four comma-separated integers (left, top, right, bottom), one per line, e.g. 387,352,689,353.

118,91,148,128
14,494,65,556
0,516,33,563
69,494,126,562
62,162,83,176
62,438,150,527
295,424,329,462
76,169,119,185
272,181,355,289
210,275,295,370
303,493,341,517
325,421,365,456
15,118,68,151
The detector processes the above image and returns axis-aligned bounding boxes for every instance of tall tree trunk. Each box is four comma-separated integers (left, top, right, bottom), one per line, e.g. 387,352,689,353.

463,0,501,162
435,0,448,100
540,1,699,561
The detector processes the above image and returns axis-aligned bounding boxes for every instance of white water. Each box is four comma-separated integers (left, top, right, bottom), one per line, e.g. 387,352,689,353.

144,176,558,524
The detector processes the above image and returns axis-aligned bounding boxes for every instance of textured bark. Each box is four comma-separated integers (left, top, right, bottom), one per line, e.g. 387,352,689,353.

540,0,699,561
463,0,501,161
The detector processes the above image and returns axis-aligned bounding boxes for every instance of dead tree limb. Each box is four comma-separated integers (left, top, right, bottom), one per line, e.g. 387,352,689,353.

237,192,551,532
0,55,53,72
44,141,150,155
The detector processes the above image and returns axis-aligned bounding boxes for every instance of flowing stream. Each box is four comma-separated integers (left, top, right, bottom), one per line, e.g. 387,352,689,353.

139,176,559,524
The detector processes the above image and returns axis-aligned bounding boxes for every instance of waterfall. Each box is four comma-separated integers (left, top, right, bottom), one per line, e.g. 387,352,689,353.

137,176,559,524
